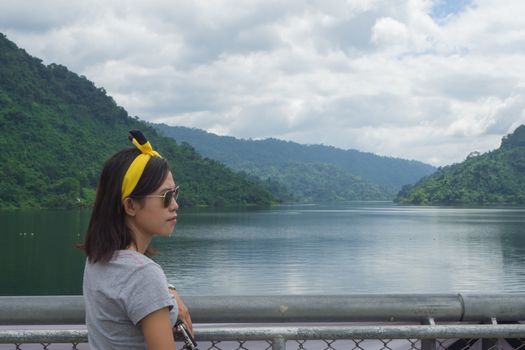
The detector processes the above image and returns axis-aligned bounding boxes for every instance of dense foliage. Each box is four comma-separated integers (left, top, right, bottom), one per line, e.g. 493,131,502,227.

396,125,525,205
245,161,388,202
0,34,275,209
155,125,435,202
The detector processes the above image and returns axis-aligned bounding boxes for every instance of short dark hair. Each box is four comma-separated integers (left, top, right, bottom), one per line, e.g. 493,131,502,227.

82,148,170,263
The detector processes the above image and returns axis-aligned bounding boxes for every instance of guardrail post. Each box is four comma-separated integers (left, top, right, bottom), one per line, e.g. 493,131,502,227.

272,337,286,350
421,317,436,350
481,318,498,350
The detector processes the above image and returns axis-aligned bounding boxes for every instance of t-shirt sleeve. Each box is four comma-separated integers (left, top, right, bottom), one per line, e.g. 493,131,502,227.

119,263,176,325
169,300,179,326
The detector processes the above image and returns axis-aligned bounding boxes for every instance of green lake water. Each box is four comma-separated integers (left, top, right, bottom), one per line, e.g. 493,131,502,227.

2,202,525,296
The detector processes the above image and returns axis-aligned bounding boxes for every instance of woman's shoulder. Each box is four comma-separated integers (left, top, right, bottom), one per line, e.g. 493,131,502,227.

84,250,167,295
112,250,164,274
112,250,156,265
85,250,162,278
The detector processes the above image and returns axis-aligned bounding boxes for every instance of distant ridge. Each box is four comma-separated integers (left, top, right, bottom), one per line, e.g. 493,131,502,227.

0,33,275,209
396,125,525,205
155,124,436,202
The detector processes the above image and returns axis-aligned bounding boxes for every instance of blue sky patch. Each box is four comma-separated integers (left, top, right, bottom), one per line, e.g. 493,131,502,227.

430,0,473,20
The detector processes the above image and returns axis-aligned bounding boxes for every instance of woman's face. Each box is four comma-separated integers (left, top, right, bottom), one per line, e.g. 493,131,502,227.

132,171,179,238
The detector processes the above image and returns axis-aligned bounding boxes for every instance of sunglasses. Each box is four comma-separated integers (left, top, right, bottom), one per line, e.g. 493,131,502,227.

142,186,180,207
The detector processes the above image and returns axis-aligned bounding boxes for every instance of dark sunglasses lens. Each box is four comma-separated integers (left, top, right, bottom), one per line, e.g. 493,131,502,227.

164,188,179,207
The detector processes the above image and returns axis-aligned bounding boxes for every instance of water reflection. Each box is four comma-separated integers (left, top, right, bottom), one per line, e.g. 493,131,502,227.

1,203,525,296
155,203,525,295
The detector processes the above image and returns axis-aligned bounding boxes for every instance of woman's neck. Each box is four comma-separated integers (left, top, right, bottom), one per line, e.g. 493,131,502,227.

125,221,152,254
127,242,147,254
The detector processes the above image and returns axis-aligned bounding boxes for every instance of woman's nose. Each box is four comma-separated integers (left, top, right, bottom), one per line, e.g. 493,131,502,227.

170,198,179,210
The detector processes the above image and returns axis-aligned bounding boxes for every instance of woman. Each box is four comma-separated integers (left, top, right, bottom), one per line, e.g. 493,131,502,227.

82,130,192,349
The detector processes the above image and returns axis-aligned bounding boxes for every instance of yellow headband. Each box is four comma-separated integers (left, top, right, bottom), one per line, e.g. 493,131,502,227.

121,131,162,200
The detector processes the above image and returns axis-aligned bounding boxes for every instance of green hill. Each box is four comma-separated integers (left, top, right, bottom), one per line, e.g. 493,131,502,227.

396,125,525,205
154,125,435,202
0,33,275,209
244,161,387,202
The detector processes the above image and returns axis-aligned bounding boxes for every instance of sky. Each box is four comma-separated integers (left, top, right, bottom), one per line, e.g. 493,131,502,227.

1,0,525,166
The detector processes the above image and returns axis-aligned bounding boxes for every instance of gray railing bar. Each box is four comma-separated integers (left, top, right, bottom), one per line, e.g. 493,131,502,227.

272,337,286,350
481,317,499,350
421,317,436,350
462,294,525,321
187,294,462,323
1,294,524,325
0,329,87,343
0,296,83,325
1,324,524,343
195,324,525,340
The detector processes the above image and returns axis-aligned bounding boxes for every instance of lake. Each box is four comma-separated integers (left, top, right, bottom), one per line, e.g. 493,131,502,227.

2,202,525,296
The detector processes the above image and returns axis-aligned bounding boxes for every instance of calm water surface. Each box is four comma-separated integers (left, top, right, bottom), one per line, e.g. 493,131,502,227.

2,202,525,295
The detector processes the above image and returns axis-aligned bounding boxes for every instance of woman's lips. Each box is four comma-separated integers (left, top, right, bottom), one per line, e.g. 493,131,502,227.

168,216,177,224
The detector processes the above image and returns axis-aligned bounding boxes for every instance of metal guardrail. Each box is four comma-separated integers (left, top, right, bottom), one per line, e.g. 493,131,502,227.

2,294,525,324
0,294,524,349
1,325,525,350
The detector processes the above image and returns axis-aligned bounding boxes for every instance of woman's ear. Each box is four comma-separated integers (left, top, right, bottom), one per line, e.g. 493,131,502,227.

123,197,137,216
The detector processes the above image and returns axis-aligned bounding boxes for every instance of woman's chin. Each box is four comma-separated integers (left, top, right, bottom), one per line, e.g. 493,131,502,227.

158,228,175,237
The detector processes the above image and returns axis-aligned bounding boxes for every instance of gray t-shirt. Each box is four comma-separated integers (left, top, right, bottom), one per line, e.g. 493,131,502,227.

83,250,178,349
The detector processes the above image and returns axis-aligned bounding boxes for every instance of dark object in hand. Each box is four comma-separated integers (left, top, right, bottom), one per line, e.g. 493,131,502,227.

174,320,198,350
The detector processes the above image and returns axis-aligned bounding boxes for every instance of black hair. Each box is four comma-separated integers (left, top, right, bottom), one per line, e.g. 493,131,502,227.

81,148,170,263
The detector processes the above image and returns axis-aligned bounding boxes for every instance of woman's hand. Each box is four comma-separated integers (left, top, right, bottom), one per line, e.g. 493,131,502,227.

169,289,194,337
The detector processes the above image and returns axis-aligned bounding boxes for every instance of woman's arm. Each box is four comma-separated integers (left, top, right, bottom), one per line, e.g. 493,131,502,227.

169,289,194,336
141,307,176,350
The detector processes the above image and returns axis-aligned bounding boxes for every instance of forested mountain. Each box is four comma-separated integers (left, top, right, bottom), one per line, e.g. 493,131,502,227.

155,125,436,202
396,125,525,205
0,33,275,209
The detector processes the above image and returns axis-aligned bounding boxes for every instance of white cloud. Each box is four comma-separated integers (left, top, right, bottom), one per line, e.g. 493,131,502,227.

371,17,409,50
1,0,524,166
